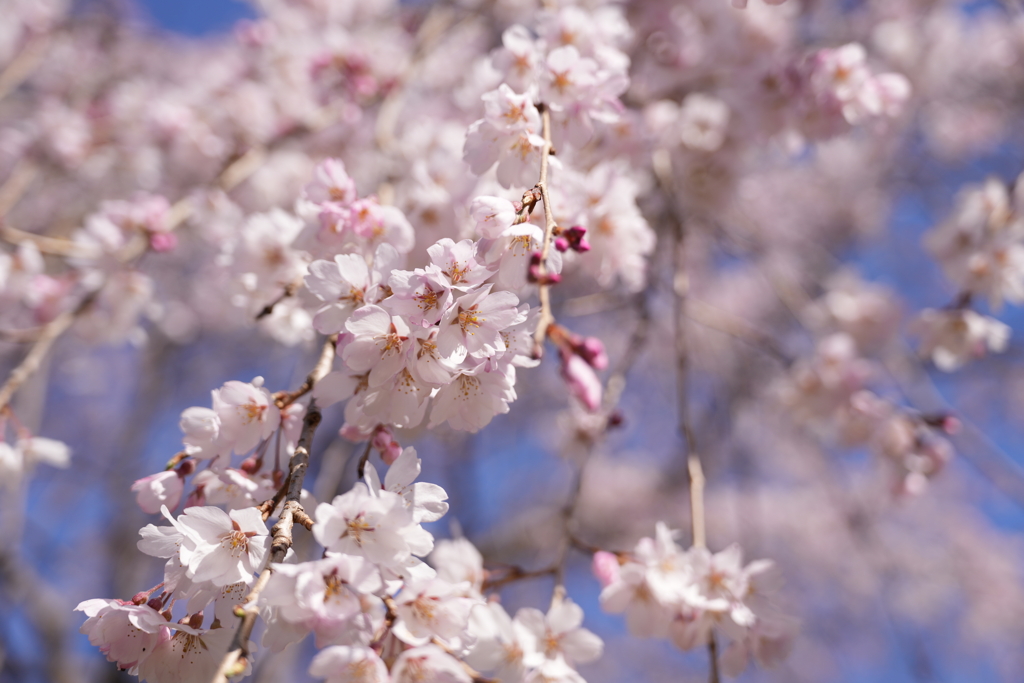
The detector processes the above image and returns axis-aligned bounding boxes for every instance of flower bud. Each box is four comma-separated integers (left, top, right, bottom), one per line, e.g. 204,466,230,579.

372,426,402,465
592,551,621,587
562,225,590,253
574,336,609,370
149,232,177,253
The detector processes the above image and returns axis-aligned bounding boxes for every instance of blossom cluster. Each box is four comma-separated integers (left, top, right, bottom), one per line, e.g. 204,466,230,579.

593,523,794,677
780,274,960,495
80,446,614,683
910,173,1024,372
6,0,1022,680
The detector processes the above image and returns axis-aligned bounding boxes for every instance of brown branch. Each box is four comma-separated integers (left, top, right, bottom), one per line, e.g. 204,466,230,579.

274,334,338,409
211,340,334,683
256,281,300,321
0,160,37,218
0,290,97,413
0,33,50,103
531,105,558,358
0,118,332,413
482,565,557,591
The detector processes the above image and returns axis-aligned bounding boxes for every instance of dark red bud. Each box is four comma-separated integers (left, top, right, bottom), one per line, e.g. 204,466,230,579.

239,456,260,475
563,226,590,253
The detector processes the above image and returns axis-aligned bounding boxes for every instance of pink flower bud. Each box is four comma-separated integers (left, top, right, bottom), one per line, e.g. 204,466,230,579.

560,351,603,412
592,551,621,587
941,416,962,434
149,232,177,252
372,426,402,465
239,456,261,475
562,226,590,253
575,336,609,370
528,252,562,285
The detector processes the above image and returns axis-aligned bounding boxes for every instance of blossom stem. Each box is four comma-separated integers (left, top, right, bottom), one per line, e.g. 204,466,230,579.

532,104,558,358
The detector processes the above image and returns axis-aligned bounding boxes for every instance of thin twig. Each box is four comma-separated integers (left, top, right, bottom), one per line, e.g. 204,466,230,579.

552,459,586,602
657,148,720,683
532,105,558,358
274,334,337,409
686,298,792,366
256,281,300,321
0,121,327,413
482,565,557,591
602,293,650,412
0,291,97,413
0,33,50,103
0,160,37,218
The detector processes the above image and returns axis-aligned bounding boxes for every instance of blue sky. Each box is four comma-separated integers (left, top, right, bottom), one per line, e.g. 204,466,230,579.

135,0,254,35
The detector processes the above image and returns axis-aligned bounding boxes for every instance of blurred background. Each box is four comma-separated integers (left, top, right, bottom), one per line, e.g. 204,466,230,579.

2,1,1024,682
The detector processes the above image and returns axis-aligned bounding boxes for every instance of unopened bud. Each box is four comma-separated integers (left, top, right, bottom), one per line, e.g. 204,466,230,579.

528,253,562,285
592,551,621,588
239,456,260,475
149,232,177,253
372,426,402,466
941,416,962,434
561,226,590,253
574,336,608,370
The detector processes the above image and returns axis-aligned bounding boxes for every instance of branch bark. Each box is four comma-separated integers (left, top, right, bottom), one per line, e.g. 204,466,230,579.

210,338,334,683
532,105,558,358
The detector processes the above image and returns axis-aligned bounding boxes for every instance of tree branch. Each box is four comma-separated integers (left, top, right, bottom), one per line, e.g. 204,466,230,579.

210,338,334,683
532,105,558,358
656,149,720,683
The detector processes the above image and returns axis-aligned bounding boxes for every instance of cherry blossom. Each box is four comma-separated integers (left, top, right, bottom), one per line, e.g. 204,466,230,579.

309,646,390,683
76,600,167,674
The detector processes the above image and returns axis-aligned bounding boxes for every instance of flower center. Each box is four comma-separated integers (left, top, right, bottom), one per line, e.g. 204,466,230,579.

458,308,482,335
221,530,251,556
344,514,374,544
416,287,440,311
